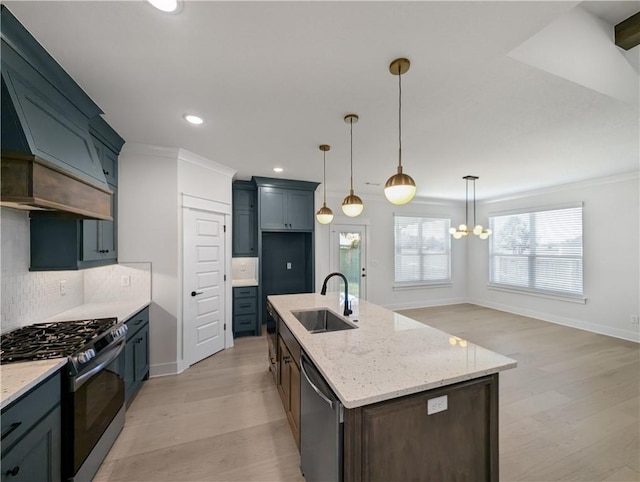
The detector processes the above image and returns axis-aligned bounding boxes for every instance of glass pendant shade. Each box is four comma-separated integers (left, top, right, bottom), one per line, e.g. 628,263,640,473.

384,167,416,205
342,191,364,217
316,204,334,224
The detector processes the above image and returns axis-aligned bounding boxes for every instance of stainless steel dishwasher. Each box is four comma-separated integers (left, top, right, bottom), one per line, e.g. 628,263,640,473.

300,352,343,482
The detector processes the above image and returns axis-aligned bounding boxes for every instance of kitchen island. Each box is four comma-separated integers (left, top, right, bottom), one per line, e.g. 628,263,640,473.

267,292,517,482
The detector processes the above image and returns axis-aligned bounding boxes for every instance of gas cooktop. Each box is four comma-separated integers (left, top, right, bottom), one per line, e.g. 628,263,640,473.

0,317,120,363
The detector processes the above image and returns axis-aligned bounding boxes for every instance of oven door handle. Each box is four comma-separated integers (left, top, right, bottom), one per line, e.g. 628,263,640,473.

72,339,125,392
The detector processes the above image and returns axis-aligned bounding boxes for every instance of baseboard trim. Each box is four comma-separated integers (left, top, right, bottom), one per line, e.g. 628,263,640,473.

383,297,468,311
469,298,640,343
149,361,182,378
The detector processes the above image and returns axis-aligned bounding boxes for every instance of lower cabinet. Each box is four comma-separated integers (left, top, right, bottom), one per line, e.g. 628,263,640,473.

343,374,499,482
276,325,301,450
124,307,150,404
233,287,259,337
0,372,62,482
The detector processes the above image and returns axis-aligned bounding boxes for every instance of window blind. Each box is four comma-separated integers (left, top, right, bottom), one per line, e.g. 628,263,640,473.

394,216,451,284
489,205,583,297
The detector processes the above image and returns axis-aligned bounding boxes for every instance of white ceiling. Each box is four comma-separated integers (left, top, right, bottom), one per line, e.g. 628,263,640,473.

4,1,639,201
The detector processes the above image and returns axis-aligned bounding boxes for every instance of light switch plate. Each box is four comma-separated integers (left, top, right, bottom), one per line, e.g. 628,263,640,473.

427,395,448,415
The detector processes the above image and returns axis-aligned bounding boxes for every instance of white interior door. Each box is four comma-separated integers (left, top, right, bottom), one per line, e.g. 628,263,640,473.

330,224,367,300
184,209,226,366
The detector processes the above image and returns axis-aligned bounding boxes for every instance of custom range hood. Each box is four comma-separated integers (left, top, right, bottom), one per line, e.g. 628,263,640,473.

1,5,113,220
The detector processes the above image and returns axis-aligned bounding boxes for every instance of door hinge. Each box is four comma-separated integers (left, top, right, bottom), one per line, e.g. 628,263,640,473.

224,323,227,330
224,274,227,281
223,225,226,233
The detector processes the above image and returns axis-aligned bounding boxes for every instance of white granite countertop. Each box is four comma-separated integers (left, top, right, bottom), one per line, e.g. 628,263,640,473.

232,279,258,287
1,359,67,410
269,293,517,409
42,298,150,323
1,298,151,410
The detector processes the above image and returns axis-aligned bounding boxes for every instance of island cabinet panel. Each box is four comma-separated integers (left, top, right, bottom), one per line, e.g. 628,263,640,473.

276,324,302,451
343,374,499,482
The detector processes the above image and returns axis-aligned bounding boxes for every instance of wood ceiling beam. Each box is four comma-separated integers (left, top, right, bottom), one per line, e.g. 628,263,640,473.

615,11,640,50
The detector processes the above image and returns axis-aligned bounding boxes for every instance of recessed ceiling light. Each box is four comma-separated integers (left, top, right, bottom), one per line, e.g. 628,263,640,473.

148,0,181,13
183,114,204,125
273,167,284,173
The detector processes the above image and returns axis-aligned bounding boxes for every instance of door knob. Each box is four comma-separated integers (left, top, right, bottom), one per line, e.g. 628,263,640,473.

362,274,366,277
191,291,203,297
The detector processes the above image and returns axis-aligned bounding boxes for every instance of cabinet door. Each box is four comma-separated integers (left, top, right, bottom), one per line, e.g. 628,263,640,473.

286,190,314,230
277,337,291,410
260,188,287,230
100,187,117,260
232,209,256,256
124,337,137,401
233,188,255,211
101,148,118,186
353,377,496,482
0,405,61,482
81,220,101,261
134,323,150,383
289,360,301,450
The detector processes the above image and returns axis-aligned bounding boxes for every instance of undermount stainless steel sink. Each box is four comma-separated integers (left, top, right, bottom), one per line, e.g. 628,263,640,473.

292,309,357,334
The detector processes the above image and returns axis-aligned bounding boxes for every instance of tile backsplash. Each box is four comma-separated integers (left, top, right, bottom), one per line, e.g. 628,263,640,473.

1,209,84,332
1,208,151,333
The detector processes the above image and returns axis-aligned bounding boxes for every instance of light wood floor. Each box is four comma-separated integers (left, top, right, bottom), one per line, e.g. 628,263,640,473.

95,304,639,482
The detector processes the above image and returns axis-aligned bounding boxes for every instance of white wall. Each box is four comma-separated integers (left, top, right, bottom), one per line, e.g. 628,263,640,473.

468,173,640,342
119,143,235,377
315,190,468,310
119,144,180,376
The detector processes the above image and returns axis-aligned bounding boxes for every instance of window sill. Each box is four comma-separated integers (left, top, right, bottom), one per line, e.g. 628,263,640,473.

393,282,453,291
487,284,587,304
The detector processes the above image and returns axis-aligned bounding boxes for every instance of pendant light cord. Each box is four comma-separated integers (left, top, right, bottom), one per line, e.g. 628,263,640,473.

465,178,469,226
473,179,477,226
323,150,327,204
349,118,354,192
398,65,403,168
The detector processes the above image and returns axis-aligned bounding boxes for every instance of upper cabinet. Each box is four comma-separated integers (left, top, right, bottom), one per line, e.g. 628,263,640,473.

232,181,257,256
253,178,319,232
30,118,124,271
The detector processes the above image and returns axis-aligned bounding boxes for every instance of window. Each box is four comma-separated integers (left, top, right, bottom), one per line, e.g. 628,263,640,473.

394,216,451,285
489,204,583,298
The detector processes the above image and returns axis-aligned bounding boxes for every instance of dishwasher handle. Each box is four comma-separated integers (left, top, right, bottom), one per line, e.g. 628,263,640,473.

301,357,334,410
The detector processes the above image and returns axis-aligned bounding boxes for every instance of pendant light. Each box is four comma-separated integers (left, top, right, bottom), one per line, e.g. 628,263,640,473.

449,175,492,240
316,144,334,225
342,114,364,217
384,58,416,205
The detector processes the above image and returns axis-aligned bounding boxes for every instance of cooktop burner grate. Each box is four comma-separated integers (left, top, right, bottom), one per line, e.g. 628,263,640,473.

1,317,119,363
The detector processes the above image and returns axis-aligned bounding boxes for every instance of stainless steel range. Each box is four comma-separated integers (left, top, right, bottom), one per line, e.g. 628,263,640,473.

1,317,128,482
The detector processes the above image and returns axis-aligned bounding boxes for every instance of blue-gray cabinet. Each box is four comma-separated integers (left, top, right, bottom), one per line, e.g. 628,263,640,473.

233,286,259,337
232,181,257,256
258,187,315,231
0,372,62,482
29,118,123,271
124,307,150,403
252,177,319,327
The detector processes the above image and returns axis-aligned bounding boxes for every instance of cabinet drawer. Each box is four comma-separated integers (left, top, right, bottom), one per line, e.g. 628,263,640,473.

234,314,257,333
1,372,61,451
234,297,257,315
125,306,149,339
234,286,257,298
